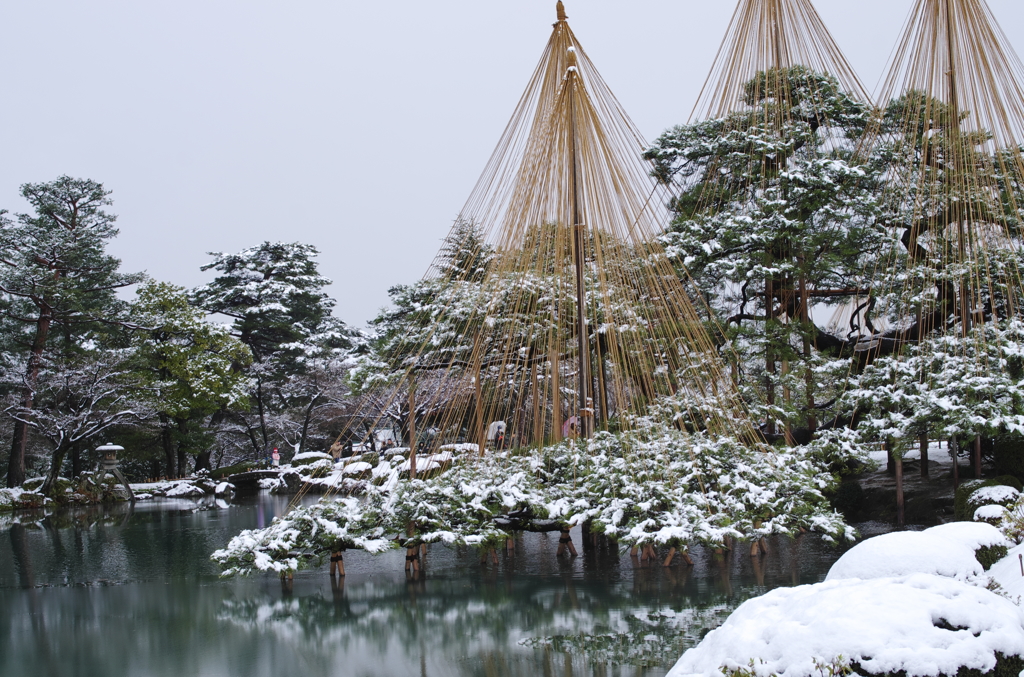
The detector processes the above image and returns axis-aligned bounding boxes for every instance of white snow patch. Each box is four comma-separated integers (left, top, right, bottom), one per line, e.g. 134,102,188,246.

989,543,1024,603
924,521,1010,551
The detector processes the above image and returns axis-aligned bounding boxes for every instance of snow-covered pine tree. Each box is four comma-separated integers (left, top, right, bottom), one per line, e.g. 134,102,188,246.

0,177,144,487
192,242,361,459
646,67,887,439
129,281,252,476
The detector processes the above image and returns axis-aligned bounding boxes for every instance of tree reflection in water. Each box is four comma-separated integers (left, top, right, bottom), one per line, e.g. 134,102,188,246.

0,498,845,677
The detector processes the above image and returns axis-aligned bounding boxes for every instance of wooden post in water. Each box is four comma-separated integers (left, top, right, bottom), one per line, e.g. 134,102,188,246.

330,549,346,577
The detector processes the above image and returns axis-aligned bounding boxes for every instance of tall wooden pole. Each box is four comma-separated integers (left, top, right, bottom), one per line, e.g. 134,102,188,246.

566,45,593,440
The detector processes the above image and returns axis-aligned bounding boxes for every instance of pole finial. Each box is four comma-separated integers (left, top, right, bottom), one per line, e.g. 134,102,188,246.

557,1,567,22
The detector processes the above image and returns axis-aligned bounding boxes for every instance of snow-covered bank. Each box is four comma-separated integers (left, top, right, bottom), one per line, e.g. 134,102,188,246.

669,522,1023,677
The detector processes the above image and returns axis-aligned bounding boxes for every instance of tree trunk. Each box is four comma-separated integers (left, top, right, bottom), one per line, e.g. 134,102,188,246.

160,413,176,479
893,444,905,528
919,434,929,478
7,310,52,487
42,443,72,496
70,441,82,478
194,449,212,473
255,373,269,450
974,437,982,480
176,417,189,478
299,394,320,455
951,436,960,489
765,274,777,438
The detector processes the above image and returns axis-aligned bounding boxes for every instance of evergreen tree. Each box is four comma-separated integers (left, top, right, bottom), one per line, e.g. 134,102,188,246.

645,68,885,437
0,177,143,486
192,242,359,458
129,281,252,476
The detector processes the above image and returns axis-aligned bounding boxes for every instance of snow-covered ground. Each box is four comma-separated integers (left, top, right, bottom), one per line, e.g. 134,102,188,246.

865,440,953,467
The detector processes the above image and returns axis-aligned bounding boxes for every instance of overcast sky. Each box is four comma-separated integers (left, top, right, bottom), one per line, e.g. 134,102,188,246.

2,0,1023,327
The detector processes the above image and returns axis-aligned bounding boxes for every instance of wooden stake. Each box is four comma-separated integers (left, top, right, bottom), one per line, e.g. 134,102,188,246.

663,547,676,567
557,529,577,557
330,550,345,577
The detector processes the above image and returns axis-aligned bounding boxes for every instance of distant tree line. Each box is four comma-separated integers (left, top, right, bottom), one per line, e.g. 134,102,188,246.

0,177,363,489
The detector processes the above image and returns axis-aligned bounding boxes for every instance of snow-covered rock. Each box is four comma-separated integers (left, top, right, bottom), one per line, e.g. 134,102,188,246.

165,482,206,498
290,452,332,467
341,461,372,475
667,574,1024,677
825,530,983,582
215,482,234,498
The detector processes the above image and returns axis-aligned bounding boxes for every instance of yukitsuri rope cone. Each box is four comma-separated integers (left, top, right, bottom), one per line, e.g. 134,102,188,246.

329,2,760,472
644,0,875,444
850,0,1024,488
211,4,861,580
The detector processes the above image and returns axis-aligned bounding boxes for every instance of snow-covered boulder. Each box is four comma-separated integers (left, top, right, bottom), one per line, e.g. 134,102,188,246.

215,482,234,498
826,531,984,582
165,482,206,499
341,461,372,477
291,452,332,467
0,487,50,511
667,574,1024,677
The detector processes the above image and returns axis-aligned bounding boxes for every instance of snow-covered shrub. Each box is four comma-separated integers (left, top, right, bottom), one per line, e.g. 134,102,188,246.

827,531,984,582
666,574,1024,677
969,484,1020,517
975,504,1008,526
827,523,1009,580
958,478,1024,521
211,497,394,576
213,417,860,576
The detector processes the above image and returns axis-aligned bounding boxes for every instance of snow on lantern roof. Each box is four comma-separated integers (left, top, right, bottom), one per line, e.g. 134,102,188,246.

96,443,124,452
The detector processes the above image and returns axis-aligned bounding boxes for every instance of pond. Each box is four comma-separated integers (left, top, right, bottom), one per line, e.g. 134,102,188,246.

0,493,873,677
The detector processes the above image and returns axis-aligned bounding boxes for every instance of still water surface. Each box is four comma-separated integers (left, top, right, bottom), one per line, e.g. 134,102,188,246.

0,494,855,677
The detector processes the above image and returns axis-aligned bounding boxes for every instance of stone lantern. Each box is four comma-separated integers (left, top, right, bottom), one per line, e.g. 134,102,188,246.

95,443,135,502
